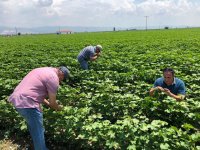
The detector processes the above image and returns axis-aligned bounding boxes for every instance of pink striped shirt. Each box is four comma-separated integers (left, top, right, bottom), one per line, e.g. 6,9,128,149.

8,67,59,111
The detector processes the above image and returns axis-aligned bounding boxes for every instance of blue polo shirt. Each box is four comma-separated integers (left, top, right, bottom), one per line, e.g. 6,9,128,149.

77,46,96,61
153,77,186,95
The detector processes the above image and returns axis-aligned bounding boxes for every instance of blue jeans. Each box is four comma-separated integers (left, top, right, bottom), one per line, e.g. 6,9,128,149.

16,108,48,150
78,58,88,70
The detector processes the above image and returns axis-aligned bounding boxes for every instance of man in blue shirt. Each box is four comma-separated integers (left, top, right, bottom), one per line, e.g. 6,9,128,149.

149,68,186,101
77,45,102,70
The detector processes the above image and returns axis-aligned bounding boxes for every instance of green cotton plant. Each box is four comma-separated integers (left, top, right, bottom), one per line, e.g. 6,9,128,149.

0,99,27,139
1,29,200,149
0,78,20,99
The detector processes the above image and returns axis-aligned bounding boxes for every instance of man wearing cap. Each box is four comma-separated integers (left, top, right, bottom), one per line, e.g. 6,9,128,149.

77,45,102,70
149,68,186,101
8,66,70,150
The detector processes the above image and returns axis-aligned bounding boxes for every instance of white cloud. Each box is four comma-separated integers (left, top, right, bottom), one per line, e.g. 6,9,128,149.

0,0,200,28
34,0,53,7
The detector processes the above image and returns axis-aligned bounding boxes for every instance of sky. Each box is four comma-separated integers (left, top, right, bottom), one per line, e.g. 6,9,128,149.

1,0,200,29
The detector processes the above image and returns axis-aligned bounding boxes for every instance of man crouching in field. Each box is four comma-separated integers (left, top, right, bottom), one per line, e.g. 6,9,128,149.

149,68,186,101
8,66,70,150
77,45,102,70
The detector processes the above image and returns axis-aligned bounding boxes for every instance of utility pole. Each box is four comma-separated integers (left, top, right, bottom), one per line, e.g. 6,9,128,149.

144,16,149,31
15,27,18,35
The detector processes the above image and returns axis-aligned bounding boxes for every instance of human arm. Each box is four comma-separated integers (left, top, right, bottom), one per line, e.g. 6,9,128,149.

44,74,63,110
43,99,50,106
163,88,185,101
96,52,101,57
163,80,186,101
43,93,62,111
90,55,98,61
90,52,101,61
150,86,185,101
149,86,165,96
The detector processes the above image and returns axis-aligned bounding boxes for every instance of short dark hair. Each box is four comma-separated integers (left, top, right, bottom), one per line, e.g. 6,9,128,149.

163,68,175,76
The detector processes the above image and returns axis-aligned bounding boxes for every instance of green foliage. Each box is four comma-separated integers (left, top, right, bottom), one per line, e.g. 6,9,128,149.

0,29,200,149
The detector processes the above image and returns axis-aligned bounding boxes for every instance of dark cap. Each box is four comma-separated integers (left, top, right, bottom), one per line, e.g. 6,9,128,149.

59,66,70,80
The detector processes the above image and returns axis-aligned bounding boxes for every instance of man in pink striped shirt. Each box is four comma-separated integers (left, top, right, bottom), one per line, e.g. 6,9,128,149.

8,66,70,150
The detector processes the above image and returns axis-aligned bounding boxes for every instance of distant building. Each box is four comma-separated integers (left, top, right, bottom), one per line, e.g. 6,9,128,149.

57,30,73,34
0,30,16,36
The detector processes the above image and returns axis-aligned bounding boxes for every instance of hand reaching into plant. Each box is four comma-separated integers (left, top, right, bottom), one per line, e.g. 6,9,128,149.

150,86,184,101
96,52,101,57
